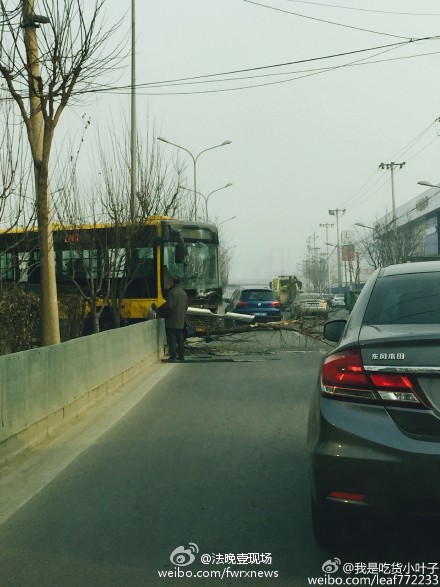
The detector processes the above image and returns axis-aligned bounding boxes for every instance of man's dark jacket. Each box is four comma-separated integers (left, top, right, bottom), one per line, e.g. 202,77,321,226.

164,285,188,329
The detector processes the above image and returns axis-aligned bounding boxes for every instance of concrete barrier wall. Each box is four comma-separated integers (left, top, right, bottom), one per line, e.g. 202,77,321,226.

0,319,166,465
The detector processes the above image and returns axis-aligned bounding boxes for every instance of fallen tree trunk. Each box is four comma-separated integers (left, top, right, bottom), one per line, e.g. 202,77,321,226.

205,319,325,342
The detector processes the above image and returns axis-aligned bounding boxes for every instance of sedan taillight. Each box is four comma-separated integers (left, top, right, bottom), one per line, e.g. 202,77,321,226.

235,301,247,308
321,349,425,406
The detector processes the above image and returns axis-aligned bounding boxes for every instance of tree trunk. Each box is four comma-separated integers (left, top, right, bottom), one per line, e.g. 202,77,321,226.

112,306,121,329
23,0,60,346
35,163,60,345
90,304,100,334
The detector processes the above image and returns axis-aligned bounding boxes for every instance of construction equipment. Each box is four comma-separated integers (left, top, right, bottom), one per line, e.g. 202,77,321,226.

270,275,302,310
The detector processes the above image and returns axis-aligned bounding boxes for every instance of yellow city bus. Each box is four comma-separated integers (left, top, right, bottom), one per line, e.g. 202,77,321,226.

0,217,221,332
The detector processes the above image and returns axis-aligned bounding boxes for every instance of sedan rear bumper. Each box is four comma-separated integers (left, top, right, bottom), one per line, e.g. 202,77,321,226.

308,395,440,517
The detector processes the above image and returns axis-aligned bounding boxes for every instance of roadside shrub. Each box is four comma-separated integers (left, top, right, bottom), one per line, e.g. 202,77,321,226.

58,294,86,340
0,288,40,354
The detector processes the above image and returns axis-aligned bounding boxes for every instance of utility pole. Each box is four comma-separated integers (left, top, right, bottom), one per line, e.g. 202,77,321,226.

320,222,334,290
22,0,60,346
328,209,345,288
379,161,405,234
130,0,136,221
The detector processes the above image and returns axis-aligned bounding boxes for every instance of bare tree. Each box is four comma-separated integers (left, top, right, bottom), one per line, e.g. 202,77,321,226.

0,0,125,345
0,93,35,232
346,247,361,285
53,122,189,333
205,216,234,288
134,125,187,219
302,239,327,291
219,241,233,288
53,184,109,334
94,125,188,327
357,215,423,269
0,93,38,290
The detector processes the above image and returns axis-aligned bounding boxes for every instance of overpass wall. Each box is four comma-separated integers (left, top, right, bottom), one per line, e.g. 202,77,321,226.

0,320,166,466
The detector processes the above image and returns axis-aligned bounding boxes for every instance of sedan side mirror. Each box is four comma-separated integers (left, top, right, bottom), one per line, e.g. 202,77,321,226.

324,319,347,342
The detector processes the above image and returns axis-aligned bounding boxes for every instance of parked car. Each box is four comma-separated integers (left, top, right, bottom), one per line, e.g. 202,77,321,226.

308,261,440,545
331,293,345,307
291,292,328,319
321,293,335,307
224,287,281,322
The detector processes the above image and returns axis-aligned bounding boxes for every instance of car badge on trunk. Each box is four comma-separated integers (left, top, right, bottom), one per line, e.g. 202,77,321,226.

371,353,405,360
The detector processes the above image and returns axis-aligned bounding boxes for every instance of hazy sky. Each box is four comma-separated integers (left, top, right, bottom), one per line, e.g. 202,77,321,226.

69,0,440,283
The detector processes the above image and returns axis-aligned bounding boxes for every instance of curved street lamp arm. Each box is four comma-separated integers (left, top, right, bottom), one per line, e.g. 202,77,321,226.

194,141,232,163
157,137,195,163
158,137,231,220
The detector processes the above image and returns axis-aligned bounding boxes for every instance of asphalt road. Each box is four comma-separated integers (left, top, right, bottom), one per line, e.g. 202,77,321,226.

0,329,439,586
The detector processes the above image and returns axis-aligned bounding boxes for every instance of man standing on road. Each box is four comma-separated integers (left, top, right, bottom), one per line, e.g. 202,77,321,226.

161,275,188,363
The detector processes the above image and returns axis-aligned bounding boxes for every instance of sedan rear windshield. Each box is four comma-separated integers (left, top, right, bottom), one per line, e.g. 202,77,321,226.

240,290,275,302
299,293,323,301
363,272,440,325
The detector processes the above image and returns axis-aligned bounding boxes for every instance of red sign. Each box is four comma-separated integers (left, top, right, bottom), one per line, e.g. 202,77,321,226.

64,233,79,243
341,245,355,262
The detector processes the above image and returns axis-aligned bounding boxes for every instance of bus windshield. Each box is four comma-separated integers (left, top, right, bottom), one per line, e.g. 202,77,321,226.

163,240,219,291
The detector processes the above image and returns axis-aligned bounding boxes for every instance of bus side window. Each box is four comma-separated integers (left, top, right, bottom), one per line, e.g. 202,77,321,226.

108,248,126,278
18,253,30,283
60,250,80,278
24,250,40,284
0,252,16,282
131,248,145,277
144,250,157,297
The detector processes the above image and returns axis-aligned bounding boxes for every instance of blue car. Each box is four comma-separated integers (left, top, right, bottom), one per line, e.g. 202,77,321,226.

224,287,282,322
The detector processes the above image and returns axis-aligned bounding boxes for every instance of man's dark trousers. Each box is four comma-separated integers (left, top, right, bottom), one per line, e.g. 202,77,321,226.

166,327,185,360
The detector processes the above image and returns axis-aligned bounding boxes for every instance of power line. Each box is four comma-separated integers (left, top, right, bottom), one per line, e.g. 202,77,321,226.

132,39,418,88
403,135,440,164
67,37,440,98
138,47,440,93
394,187,440,226
240,0,413,40
316,119,440,228
282,0,440,17
386,120,436,161
1,33,437,100
339,119,440,211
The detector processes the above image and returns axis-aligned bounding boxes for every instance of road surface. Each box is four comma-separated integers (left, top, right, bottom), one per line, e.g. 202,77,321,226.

0,329,438,586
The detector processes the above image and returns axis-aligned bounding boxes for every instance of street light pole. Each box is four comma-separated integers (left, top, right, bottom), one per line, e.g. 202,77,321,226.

320,222,333,291
203,183,233,221
178,183,233,222
328,209,345,288
158,137,232,220
355,222,374,230
418,180,440,189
